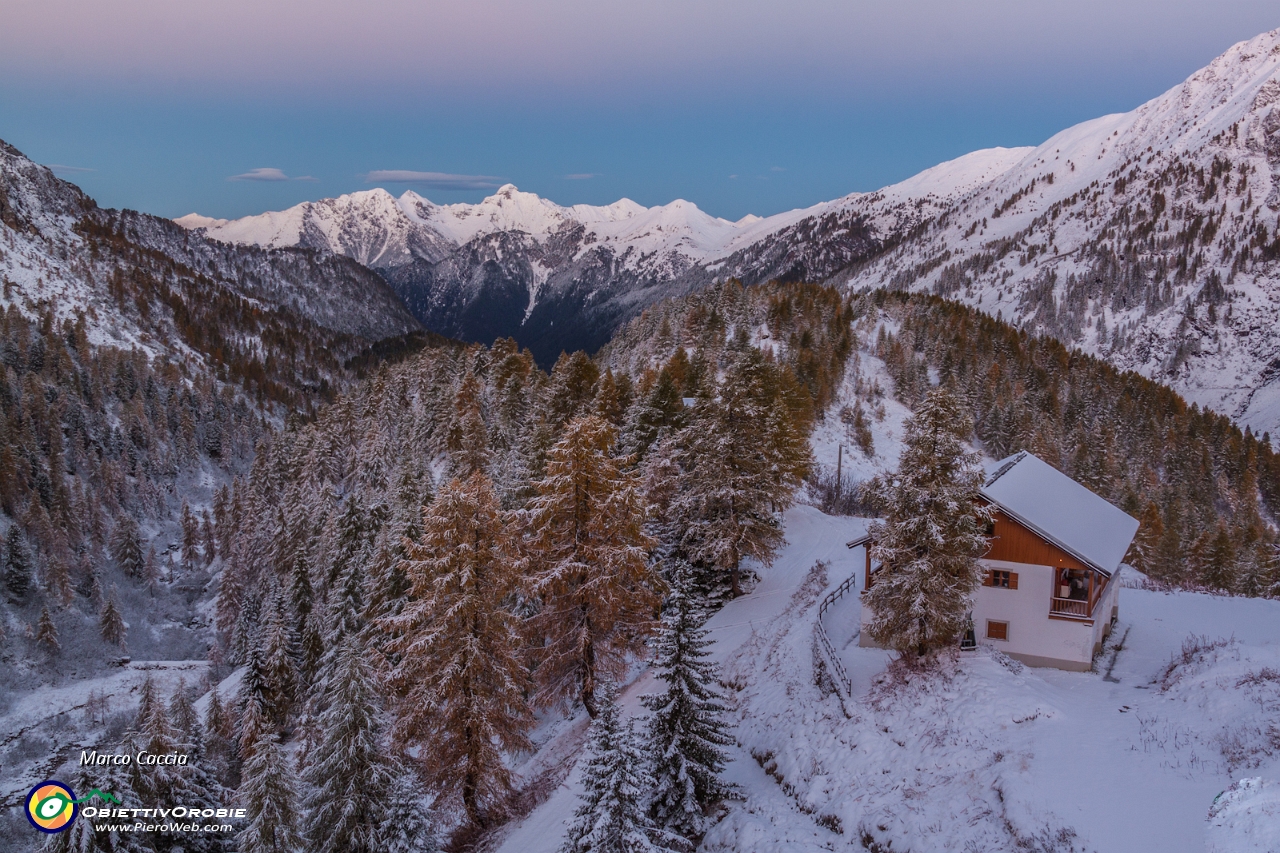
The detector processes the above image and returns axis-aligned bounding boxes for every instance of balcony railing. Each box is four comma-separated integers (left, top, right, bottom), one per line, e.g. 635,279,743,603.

1049,596,1091,618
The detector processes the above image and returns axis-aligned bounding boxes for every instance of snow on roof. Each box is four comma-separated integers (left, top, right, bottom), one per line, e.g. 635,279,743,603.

980,452,1139,576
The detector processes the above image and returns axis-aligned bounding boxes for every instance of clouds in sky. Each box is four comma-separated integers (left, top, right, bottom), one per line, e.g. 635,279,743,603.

364,170,502,190
46,164,94,176
228,168,316,182
563,173,599,180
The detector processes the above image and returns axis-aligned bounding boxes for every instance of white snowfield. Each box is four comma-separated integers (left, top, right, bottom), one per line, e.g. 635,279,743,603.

487,505,1280,853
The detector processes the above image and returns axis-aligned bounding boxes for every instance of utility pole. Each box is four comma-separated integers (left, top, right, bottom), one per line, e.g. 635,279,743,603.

836,444,843,497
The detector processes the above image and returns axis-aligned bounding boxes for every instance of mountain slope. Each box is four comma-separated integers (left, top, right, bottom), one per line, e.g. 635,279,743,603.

841,29,1280,435
2,140,421,410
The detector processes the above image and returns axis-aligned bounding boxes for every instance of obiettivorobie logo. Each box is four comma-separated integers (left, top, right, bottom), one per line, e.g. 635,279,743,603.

25,781,121,833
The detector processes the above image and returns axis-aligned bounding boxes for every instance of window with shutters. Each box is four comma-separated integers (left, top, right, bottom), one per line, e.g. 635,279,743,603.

986,620,1009,641
984,569,1018,589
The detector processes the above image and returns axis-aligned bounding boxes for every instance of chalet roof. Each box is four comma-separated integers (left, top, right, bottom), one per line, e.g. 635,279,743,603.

980,452,1139,576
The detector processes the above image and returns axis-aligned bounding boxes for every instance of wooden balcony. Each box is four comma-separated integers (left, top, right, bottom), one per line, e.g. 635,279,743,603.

1049,597,1091,619
1049,568,1110,622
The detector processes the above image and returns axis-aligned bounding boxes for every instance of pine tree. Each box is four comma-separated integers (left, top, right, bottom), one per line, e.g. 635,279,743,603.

142,546,160,592
236,728,304,853
302,636,395,853
447,373,491,477
561,682,676,853
169,679,200,745
44,553,74,607
643,567,732,837
527,415,661,717
379,770,440,853
4,524,32,600
204,685,237,788
238,645,273,756
620,367,686,460
327,495,368,592
384,471,532,828
201,508,217,565
1202,524,1237,591
181,501,200,572
125,680,224,853
110,515,144,579
260,590,299,727
42,767,115,853
99,588,127,649
36,605,60,654
661,348,810,598
862,387,994,657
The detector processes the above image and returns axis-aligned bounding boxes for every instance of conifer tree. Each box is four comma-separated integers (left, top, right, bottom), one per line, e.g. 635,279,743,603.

169,679,201,744
110,515,145,579
181,501,200,572
1201,524,1237,591
237,728,304,853
44,553,74,606
238,645,273,756
4,524,32,600
260,590,299,727
327,495,368,592
125,680,224,853
643,567,732,837
99,588,127,649
447,374,491,477
527,415,661,717
379,770,440,853
661,349,810,598
561,682,676,853
204,685,237,788
620,368,685,460
384,471,532,828
36,605,60,654
201,508,217,565
43,767,114,853
862,387,993,657
302,636,394,853
142,546,160,591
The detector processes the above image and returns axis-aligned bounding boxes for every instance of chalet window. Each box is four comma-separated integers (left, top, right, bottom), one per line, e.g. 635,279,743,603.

983,570,1018,589
986,620,1009,641
983,519,996,536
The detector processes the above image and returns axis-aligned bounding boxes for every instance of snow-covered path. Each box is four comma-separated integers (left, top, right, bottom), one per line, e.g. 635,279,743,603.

488,504,1280,852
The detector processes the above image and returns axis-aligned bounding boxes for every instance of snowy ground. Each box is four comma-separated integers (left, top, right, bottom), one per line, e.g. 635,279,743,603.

0,660,209,809
482,503,1280,852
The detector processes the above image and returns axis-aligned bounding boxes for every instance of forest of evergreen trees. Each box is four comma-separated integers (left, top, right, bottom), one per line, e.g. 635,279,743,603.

0,303,266,687
200,280,843,849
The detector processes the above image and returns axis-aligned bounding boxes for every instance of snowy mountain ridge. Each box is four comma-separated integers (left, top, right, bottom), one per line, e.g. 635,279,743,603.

174,148,1028,363
842,28,1280,435
177,147,1028,272
177,28,1280,433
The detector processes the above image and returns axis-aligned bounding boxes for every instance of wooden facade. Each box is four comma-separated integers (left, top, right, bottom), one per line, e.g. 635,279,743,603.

982,504,1109,620
982,507,1090,571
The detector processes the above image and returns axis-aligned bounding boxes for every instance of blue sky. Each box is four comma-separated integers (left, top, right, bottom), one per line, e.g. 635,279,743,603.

2,1,1277,222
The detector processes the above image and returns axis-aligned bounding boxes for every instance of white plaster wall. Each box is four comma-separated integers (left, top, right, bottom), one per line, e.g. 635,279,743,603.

972,559,1110,667
858,559,1120,669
